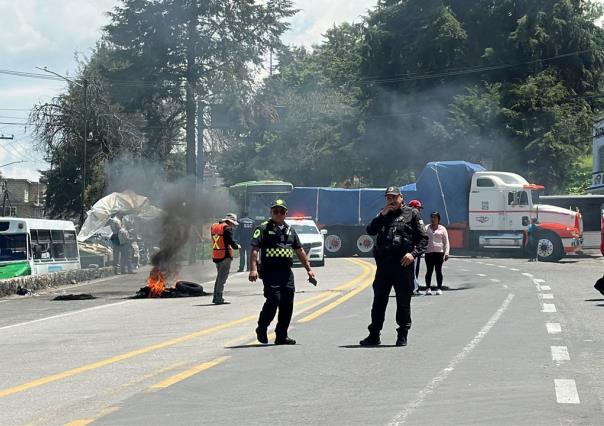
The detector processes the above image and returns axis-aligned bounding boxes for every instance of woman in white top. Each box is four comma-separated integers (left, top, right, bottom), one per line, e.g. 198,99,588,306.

424,211,449,295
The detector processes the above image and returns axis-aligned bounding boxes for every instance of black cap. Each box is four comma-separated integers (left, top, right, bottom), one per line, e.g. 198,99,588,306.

385,186,401,196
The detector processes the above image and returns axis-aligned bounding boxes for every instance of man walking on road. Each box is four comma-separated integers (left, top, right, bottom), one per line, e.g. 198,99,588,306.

236,213,255,272
211,213,239,304
360,186,428,347
249,199,316,345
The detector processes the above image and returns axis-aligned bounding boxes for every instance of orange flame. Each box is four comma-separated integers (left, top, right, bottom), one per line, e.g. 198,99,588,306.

147,267,166,298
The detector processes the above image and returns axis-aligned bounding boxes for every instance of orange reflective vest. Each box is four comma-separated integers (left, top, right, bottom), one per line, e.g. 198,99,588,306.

211,222,229,260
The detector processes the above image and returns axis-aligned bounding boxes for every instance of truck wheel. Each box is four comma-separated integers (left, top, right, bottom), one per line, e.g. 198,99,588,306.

324,233,349,257
355,234,374,257
537,233,563,262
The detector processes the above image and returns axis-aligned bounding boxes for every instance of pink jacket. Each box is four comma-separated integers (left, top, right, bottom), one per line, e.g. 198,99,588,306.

425,224,449,256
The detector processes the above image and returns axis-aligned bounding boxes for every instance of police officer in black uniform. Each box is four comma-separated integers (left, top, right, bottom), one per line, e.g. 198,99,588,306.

360,186,428,347
236,212,255,272
249,199,316,345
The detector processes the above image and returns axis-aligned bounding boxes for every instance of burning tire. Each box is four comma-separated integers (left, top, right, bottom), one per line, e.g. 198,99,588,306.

175,281,205,296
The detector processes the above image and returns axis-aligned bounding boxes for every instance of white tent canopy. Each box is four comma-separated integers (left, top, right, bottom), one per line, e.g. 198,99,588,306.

77,190,163,242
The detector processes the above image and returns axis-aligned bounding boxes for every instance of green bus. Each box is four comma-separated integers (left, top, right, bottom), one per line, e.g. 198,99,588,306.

229,180,293,220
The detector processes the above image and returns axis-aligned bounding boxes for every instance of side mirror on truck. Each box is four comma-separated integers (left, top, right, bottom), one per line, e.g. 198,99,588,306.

522,216,529,227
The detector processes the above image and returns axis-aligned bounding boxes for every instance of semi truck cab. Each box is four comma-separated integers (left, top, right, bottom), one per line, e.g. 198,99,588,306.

468,171,582,261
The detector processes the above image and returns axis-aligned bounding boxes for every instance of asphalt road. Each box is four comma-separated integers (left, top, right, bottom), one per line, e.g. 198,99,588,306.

0,254,602,425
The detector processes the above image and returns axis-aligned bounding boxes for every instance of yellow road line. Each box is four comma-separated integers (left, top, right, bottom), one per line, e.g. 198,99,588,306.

298,259,375,323
63,407,120,426
0,259,371,399
0,315,255,398
149,356,230,390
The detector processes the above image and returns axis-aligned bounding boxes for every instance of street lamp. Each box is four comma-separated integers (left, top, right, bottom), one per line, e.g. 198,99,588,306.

37,67,89,226
0,160,26,168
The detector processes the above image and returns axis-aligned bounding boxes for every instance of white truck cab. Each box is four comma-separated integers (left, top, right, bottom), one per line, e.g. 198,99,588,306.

468,171,582,261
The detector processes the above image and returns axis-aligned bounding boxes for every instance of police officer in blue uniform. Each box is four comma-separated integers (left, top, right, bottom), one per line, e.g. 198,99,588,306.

360,186,428,347
249,199,316,345
236,212,255,272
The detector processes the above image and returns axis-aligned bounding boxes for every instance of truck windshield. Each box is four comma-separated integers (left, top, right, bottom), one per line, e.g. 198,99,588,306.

290,225,319,235
531,190,540,206
0,234,28,262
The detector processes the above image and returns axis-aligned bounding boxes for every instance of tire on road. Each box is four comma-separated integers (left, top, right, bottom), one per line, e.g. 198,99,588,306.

175,281,205,296
537,232,564,262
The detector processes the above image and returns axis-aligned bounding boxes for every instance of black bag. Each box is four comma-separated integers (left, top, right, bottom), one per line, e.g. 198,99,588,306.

595,276,604,296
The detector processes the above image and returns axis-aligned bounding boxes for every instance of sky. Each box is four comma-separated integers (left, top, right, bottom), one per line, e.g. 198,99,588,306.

0,0,601,182
0,0,376,182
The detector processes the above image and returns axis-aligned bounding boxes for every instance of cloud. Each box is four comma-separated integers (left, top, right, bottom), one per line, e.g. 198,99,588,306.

0,0,116,57
284,0,376,46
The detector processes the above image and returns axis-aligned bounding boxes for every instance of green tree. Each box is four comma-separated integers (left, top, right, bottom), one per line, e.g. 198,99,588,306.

103,0,296,181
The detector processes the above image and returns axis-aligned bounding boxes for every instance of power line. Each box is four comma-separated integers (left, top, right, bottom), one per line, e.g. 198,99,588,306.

360,49,597,85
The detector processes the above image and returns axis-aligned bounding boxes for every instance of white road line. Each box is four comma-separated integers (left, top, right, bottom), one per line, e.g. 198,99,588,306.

546,323,562,334
0,301,131,331
555,380,580,404
539,285,551,291
542,303,557,313
489,279,500,283
522,272,534,278
509,268,520,271
476,261,484,265
541,294,554,299
484,263,495,266
388,294,515,426
551,346,570,362
533,278,545,284
476,274,487,277
497,265,507,269
460,268,469,272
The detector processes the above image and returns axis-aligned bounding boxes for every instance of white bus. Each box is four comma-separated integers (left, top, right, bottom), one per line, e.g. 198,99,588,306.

0,218,81,279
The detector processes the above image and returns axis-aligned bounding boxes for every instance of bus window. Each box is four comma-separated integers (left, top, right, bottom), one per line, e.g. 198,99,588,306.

0,234,27,261
51,230,66,259
65,230,78,259
32,229,52,260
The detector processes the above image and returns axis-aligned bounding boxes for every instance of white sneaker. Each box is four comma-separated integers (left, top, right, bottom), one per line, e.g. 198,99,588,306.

435,289,443,295
414,289,422,296
425,289,432,295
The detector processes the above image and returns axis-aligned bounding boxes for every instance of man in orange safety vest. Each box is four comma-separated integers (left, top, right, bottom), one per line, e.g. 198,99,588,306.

211,213,239,304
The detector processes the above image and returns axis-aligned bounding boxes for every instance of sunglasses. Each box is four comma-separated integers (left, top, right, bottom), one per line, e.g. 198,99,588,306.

272,208,287,215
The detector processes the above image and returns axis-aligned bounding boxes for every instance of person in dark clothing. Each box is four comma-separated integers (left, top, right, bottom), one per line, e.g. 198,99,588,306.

108,212,123,274
236,213,255,272
211,213,239,304
249,199,316,345
360,186,428,347
526,218,540,262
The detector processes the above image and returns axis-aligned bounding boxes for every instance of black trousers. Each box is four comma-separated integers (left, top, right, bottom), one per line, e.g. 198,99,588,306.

368,258,414,335
238,243,251,271
425,252,445,288
258,270,295,339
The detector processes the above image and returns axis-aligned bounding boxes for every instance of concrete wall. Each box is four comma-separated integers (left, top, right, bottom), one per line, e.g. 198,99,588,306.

0,267,114,297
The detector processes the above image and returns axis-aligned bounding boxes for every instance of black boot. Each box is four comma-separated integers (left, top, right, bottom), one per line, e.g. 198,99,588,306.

396,329,408,347
256,326,268,344
274,336,296,345
359,333,381,346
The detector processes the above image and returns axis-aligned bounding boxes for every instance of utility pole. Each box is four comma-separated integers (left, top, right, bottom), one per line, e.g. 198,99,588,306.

197,100,205,185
